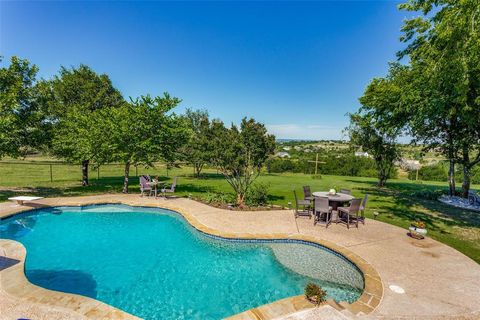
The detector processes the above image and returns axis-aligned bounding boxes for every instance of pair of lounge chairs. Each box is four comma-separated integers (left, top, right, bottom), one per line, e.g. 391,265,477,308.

139,175,177,198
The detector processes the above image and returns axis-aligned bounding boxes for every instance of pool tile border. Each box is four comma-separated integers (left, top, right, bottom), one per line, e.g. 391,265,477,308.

0,200,383,320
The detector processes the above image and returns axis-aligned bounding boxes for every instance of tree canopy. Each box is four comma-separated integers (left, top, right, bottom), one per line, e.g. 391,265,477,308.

106,94,188,193
212,118,275,206
398,0,480,196
349,0,480,196
0,56,44,158
48,65,125,185
181,109,215,177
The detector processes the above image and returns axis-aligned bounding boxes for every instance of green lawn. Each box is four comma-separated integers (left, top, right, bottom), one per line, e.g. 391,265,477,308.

1,160,479,264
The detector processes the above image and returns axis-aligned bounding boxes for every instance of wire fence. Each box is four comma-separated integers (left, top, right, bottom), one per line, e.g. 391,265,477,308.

0,161,195,184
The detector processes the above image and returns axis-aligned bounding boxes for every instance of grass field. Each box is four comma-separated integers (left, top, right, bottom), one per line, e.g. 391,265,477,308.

1,159,479,264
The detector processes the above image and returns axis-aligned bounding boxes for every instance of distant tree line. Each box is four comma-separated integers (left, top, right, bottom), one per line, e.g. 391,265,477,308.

266,154,397,179
347,0,480,197
0,58,274,206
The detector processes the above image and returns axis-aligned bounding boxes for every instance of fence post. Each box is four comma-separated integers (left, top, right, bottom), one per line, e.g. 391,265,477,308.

97,166,100,180
135,165,138,177
50,164,53,182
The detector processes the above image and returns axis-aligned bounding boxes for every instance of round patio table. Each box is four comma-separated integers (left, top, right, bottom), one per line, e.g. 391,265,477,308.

146,180,165,198
312,191,354,210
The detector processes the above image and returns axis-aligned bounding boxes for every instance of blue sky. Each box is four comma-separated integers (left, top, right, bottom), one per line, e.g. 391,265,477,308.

1,1,408,140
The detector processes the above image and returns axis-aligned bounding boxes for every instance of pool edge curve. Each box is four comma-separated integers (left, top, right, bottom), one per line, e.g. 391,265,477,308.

0,200,383,320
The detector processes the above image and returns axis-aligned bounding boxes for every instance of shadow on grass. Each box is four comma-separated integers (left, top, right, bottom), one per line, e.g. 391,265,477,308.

267,194,286,202
349,180,480,228
176,183,216,194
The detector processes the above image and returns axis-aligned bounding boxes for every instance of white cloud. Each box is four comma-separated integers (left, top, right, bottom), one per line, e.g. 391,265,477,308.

266,123,345,140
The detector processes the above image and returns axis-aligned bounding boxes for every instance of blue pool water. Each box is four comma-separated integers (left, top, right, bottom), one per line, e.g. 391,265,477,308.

0,204,363,319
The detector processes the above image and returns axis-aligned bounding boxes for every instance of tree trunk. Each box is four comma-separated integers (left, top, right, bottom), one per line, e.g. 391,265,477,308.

237,193,245,207
448,159,456,196
122,162,130,194
194,163,203,178
462,165,471,198
378,176,386,187
377,163,387,187
81,160,89,186
461,148,471,198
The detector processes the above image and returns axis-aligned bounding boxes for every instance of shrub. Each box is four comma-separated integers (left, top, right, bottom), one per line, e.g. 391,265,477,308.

200,192,235,205
246,182,270,206
304,283,327,305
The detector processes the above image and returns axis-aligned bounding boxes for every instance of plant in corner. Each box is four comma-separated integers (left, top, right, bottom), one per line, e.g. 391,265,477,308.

409,220,427,239
304,282,327,306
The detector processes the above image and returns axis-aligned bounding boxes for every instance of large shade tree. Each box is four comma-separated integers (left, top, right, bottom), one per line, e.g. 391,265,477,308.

211,118,275,206
48,65,124,186
398,0,480,197
347,64,405,187
105,94,188,193
347,115,400,188
181,109,215,177
0,56,47,158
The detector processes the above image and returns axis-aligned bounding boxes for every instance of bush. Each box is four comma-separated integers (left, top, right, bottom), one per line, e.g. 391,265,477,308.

200,192,235,205
304,282,327,305
246,182,270,206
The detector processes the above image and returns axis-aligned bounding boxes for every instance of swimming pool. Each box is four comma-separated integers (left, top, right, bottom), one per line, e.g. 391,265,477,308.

0,204,364,319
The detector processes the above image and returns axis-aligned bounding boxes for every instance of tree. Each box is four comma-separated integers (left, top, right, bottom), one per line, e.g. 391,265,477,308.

351,64,406,187
0,56,42,158
107,94,188,193
48,65,124,186
211,118,275,206
347,71,403,187
398,0,480,197
181,109,214,177
347,113,400,187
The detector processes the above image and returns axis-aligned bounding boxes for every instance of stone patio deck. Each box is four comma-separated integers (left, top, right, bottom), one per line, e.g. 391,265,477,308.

1,194,479,320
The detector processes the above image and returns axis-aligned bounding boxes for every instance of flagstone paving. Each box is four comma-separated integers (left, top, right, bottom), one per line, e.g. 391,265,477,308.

1,194,479,320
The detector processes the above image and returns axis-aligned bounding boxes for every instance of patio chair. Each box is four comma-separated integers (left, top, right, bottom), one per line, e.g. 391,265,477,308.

303,186,314,201
359,194,368,225
161,176,177,197
313,197,332,227
340,189,352,195
139,176,153,197
337,198,362,229
293,190,312,219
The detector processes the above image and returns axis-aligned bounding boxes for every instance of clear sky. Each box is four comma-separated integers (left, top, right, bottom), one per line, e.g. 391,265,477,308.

1,1,408,140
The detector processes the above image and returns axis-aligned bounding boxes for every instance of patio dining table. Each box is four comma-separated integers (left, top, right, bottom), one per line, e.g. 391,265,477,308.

146,180,165,198
312,191,354,210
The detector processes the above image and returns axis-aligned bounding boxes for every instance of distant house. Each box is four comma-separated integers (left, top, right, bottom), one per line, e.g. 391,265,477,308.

294,146,302,151
398,159,421,171
275,152,291,158
304,148,313,153
354,151,370,157
282,146,291,151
